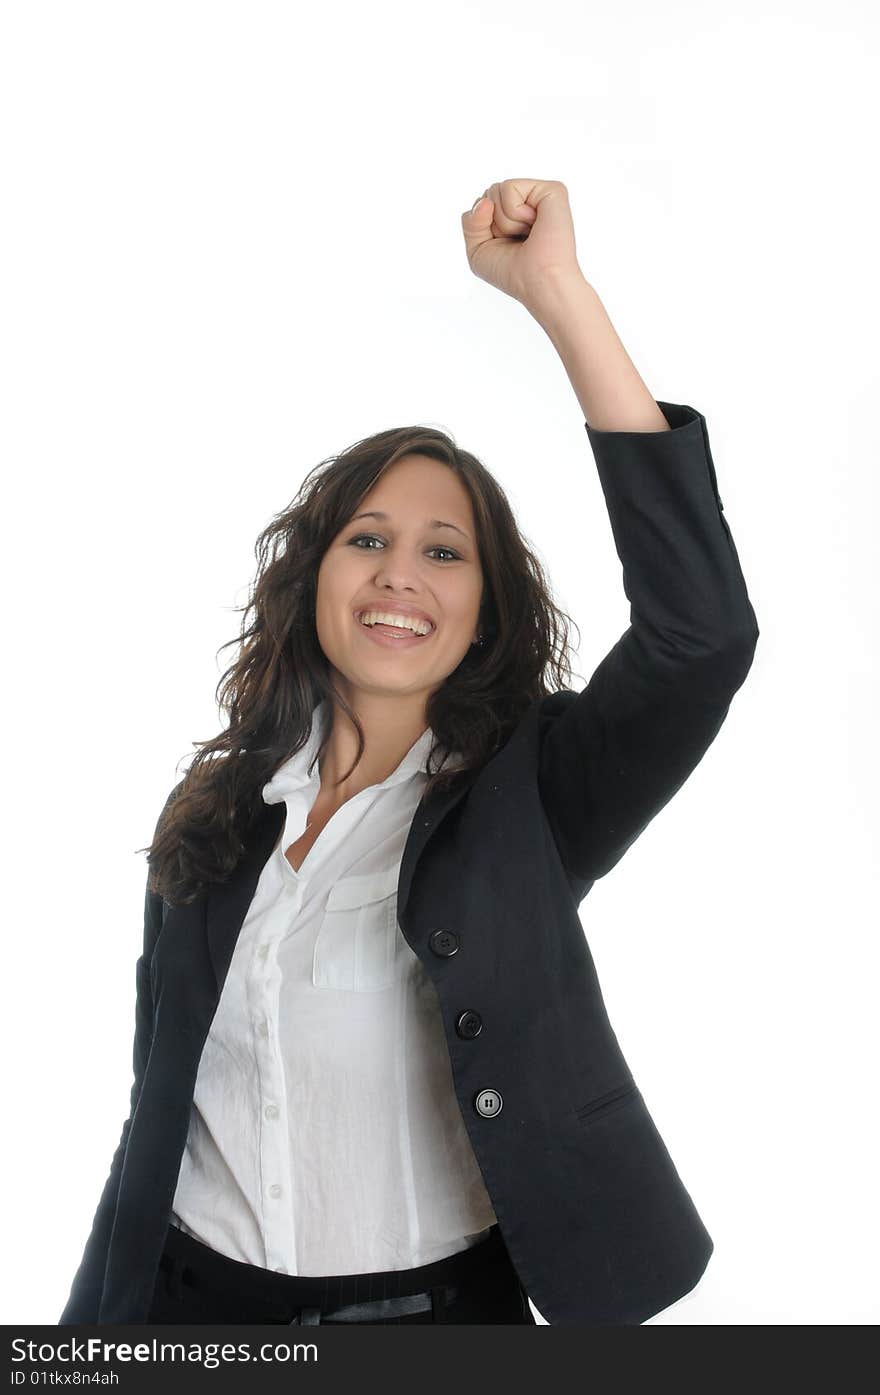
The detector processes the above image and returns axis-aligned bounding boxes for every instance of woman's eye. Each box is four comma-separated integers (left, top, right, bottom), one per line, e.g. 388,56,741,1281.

348,534,460,562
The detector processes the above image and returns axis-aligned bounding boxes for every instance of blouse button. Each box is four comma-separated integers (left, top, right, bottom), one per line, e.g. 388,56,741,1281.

265,1104,279,1120
269,1184,282,1198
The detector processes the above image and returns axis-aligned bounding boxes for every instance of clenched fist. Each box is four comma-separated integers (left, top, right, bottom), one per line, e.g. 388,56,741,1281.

461,178,582,308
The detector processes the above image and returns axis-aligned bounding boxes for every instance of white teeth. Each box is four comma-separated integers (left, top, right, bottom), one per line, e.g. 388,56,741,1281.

357,610,433,635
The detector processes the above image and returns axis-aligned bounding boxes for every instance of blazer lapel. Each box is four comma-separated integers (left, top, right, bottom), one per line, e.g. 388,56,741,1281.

396,762,479,919
203,763,481,995
203,799,284,996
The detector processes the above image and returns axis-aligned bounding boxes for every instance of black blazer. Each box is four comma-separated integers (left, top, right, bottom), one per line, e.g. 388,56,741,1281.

59,401,759,1326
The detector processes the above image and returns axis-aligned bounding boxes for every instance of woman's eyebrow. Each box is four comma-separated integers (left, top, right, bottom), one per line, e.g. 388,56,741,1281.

351,510,471,541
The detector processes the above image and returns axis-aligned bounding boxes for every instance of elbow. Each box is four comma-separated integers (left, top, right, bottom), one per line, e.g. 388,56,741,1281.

712,618,759,689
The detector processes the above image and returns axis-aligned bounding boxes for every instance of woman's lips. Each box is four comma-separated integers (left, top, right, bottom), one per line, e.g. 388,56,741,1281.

354,614,435,649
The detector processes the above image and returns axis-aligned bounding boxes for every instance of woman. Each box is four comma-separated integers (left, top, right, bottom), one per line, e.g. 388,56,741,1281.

59,179,759,1326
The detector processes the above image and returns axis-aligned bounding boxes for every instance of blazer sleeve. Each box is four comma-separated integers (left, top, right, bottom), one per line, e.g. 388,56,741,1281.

58,785,180,1325
537,400,759,888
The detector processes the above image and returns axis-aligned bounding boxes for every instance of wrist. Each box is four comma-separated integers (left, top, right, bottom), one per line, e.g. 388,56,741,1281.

521,268,597,327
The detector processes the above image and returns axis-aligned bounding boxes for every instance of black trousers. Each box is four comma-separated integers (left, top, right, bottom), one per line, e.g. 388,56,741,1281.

146,1221,537,1325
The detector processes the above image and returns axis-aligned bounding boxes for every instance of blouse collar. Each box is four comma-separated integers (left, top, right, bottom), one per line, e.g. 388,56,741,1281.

261,697,452,805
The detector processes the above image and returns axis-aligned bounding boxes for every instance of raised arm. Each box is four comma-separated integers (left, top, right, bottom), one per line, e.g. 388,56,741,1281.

460,178,758,888
526,269,758,886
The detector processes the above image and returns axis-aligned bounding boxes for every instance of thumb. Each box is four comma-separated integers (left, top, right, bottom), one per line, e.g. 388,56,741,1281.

461,195,493,243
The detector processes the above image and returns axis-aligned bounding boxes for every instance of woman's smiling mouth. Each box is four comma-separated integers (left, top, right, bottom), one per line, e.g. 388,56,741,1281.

354,609,436,647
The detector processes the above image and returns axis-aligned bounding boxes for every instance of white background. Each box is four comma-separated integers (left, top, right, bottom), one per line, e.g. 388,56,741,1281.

2,0,877,1327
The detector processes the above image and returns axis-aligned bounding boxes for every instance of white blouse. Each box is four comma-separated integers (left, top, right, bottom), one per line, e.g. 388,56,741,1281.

169,697,497,1275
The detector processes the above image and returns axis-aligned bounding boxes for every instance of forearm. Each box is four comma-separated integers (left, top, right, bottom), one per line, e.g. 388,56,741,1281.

525,272,670,433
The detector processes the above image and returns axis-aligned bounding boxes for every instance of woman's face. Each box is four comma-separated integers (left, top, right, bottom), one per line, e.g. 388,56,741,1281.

315,455,484,707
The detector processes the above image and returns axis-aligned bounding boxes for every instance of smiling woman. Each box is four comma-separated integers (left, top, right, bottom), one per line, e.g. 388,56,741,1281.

61,179,759,1329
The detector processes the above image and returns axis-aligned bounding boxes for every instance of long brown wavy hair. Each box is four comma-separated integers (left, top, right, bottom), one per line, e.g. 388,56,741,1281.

139,424,582,906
